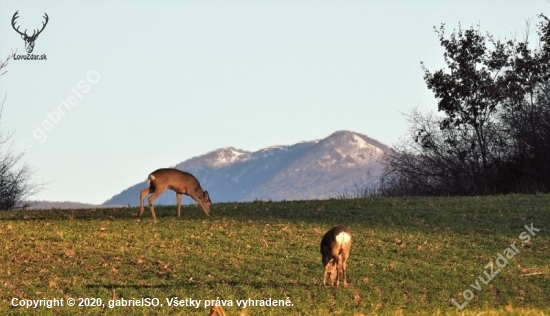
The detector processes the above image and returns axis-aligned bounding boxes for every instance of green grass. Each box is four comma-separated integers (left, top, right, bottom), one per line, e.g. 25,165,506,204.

0,195,549,315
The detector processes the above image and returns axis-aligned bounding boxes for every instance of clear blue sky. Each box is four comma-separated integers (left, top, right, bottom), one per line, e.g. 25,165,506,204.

0,0,548,204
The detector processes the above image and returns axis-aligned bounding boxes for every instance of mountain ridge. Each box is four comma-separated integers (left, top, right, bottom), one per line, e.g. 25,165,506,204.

103,130,390,206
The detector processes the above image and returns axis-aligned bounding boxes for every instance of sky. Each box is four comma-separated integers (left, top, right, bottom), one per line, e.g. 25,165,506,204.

0,0,548,204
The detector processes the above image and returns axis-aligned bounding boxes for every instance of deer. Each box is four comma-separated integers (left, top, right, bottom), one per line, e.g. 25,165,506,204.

209,304,227,316
11,10,49,54
320,225,352,286
139,168,212,222
209,303,248,316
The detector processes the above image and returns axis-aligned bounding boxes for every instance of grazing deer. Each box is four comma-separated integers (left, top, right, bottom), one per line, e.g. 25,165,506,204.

320,225,352,286
139,168,212,222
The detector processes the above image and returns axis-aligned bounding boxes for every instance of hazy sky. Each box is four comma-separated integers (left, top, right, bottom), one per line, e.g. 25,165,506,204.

0,0,548,204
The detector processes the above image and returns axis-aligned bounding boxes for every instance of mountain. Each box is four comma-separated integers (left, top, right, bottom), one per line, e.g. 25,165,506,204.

103,131,390,206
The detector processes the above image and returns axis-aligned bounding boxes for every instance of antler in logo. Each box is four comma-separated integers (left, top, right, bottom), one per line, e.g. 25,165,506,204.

12,10,49,53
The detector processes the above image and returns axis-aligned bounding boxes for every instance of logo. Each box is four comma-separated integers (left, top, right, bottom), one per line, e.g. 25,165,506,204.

11,10,49,54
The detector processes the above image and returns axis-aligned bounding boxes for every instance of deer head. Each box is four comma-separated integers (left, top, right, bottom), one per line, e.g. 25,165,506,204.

12,11,49,53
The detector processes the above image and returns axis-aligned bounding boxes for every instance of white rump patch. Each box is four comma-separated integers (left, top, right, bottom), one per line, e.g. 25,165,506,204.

148,174,155,182
335,232,351,245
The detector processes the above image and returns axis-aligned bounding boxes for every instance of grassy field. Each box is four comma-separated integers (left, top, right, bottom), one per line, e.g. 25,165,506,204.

0,195,549,315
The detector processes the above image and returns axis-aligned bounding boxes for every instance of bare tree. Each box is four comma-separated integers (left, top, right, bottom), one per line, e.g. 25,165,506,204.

0,50,16,77
0,50,41,210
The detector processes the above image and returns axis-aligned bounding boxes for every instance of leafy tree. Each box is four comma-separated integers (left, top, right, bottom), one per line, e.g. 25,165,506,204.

420,23,516,185
494,15,550,192
381,14,550,196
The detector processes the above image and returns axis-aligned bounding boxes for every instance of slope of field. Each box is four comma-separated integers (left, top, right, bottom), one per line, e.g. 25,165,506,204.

0,195,549,315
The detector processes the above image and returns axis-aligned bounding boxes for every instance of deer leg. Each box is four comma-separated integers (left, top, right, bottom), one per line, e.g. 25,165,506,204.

335,259,340,286
341,252,349,286
139,187,153,217
147,188,165,223
342,259,348,286
176,193,182,218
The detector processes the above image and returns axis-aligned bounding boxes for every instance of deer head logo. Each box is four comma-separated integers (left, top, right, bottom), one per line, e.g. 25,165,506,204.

11,11,49,54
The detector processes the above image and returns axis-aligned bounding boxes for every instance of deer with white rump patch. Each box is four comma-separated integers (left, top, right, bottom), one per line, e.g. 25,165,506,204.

320,225,352,286
139,168,212,222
